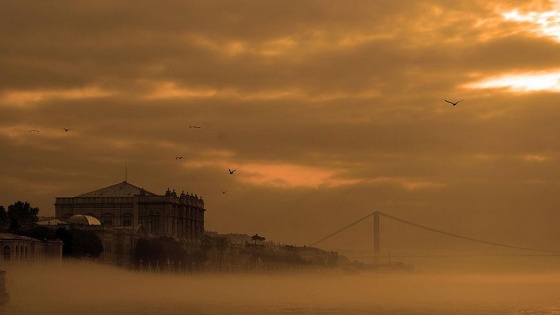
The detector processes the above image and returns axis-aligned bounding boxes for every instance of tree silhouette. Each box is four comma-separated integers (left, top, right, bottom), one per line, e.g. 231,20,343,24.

18,226,57,241
215,237,229,269
0,206,7,231
132,237,188,271
133,238,151,268
200,236,213,252
7,201,39,233
56,228,103,259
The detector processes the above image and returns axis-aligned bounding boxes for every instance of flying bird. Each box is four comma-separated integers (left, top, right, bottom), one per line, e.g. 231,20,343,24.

220,191,227,194
189,125,201,129
175,156,185,160
63,128,72,132
28,129,39,133
444,99,464,106
228,169,236,175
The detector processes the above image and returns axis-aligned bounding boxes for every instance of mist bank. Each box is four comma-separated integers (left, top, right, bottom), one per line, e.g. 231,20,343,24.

2,258,560,314
340,250,560,274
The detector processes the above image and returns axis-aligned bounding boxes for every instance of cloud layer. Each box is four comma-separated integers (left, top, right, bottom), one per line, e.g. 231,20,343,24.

2,0,560,252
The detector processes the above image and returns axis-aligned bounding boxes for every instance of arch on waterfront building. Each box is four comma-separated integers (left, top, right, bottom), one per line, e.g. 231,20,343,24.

101,213,114,226
121,213,133,227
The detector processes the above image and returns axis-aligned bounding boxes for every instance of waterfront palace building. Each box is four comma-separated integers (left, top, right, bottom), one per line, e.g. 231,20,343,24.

55,181,205,243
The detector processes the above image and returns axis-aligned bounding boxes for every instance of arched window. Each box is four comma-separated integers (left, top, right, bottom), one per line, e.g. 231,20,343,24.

121,213,133,227
2,246,10,262
150,213,160,234
101,213,114,226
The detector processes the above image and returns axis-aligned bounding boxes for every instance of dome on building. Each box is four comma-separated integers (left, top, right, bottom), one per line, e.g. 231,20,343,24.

67,214,101,226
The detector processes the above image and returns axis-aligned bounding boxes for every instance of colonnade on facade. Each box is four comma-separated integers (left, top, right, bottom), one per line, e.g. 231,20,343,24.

0,234,63,263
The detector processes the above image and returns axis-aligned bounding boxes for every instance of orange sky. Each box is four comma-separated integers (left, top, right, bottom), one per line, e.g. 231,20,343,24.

1,0,560,253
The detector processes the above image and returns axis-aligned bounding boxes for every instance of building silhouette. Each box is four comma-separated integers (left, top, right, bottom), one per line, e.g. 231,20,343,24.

54,181,205,265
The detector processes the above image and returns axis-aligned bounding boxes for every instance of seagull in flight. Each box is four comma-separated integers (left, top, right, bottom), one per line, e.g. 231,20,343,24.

28,129,39,133
63,128,72,132
228,169,236,175
175,156,185,160
220,190,227,194
444,99,464,106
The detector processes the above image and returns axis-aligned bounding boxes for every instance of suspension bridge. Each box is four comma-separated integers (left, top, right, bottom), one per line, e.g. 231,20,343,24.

309,211,560,264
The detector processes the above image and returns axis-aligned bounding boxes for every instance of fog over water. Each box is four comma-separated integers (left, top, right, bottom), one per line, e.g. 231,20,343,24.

3,259,560,314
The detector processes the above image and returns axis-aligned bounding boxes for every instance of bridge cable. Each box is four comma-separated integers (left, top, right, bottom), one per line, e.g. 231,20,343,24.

308,212,374,247
379,212,560,255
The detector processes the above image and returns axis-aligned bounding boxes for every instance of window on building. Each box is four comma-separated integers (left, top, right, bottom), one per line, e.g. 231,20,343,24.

101,213,114,226
121,214,133,227
150,214,160,234
2,246,10,261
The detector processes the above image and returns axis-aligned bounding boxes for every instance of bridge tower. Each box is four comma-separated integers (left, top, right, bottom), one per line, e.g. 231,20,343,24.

373,211,380,264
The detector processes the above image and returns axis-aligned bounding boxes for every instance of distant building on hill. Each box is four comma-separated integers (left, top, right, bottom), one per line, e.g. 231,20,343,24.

54,181,206,265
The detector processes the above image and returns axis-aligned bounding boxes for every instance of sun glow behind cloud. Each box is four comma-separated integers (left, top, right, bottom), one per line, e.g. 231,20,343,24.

463,2,560,93
520,154,550,162
146,81,379,102
464,70,560,92
182,159,361,189
0,87,113,106
237,163,363,189
367,176,445,191
502,4,560,41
